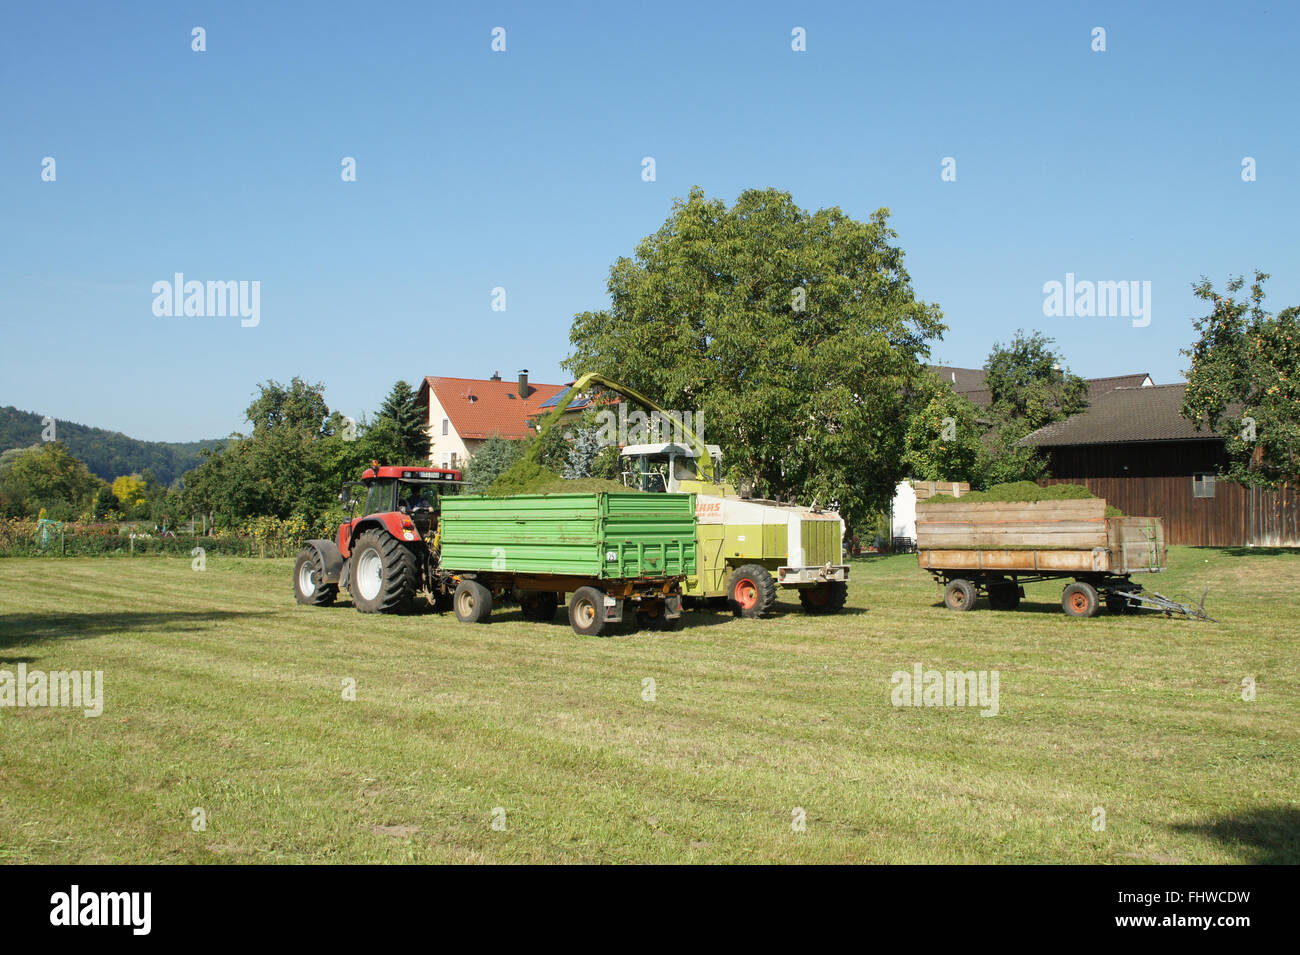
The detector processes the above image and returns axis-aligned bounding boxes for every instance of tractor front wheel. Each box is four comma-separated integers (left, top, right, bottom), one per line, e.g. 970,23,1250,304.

727,565,777,618
350,530,419,614
293,547,337,607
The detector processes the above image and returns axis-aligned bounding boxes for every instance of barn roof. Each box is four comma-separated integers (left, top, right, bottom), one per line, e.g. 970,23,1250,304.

928,367,1152,409
1019,383,1227,447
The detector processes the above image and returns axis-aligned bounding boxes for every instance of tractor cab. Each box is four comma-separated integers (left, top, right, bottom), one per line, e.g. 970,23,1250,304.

619,443,734,495
340,465,464,545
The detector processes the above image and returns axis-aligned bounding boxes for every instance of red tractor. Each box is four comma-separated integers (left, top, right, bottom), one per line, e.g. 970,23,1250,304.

292,464,463,613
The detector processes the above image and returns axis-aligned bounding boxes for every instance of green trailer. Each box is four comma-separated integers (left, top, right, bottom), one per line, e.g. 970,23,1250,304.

437,492,697,636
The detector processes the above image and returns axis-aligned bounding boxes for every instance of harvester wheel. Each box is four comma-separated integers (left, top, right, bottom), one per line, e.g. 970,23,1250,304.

453,579,492,623
520,591,559,623
727,564,777,618
1062,581,1100,618
350,529,419,614
293,547,337,607
943,578,978,611
568,586,608,637
799,581,847,615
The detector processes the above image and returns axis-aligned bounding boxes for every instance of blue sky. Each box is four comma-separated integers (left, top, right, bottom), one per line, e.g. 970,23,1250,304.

2,1,1296,441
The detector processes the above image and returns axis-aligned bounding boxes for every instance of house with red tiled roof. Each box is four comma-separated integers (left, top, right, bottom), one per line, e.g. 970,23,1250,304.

417,371,566,468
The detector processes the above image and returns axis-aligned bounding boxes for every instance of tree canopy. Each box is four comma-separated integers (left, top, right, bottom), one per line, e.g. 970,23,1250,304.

376,380,431,465
1182,272,1300,487
978,330,1088,486
563,186,945,526
0,442,103,520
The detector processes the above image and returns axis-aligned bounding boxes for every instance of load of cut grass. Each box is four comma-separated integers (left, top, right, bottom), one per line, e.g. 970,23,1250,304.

485,459,639,496
929,480,1123,516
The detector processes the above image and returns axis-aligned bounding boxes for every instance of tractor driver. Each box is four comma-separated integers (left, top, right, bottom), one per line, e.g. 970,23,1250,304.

401,486,433,513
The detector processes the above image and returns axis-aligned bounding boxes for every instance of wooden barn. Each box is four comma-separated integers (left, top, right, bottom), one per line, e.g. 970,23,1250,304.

1020,384,1300,547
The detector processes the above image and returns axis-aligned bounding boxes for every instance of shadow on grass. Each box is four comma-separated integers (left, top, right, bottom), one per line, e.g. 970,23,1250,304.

929,600,1066,616
1173,807,1300,864
1190,546,1299,558
0,610,275,650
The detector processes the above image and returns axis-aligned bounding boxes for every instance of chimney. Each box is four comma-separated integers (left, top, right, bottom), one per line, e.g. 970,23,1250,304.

490,371,501,381
518,369,529,399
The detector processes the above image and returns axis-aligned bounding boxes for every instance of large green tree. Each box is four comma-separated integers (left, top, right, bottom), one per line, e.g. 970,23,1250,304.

563,187,945,526
181,379,350,527
1181,272,1300,487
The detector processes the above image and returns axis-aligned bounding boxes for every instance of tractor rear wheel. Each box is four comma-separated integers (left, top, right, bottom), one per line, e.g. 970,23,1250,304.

453,579,492,623
349,530,419,614
799,581,847,615
728,564,777,618
293,547,337,607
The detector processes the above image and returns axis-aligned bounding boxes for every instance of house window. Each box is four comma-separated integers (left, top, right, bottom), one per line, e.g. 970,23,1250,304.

1193,473,1216,498
442,418,449,436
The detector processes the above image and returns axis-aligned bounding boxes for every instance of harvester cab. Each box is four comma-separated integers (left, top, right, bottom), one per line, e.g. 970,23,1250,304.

620,442,732,495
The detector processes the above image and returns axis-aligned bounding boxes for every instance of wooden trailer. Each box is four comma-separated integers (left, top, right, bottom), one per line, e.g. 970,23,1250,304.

916,497,1171,617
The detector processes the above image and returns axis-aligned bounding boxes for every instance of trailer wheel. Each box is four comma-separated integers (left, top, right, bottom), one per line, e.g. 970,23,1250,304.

520,591,559,622
569,587,607,637
1062,581,1100,618
799,581,848,614
293,547,337,607
453,579,492,623
987,581,1020,611
728,564,777,618
350,530,419,614
943,578,978,611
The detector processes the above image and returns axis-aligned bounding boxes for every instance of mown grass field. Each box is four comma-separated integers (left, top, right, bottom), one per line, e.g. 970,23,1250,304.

1,546,1296,864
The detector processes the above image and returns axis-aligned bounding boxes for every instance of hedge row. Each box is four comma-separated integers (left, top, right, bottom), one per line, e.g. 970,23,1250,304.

0,520,312,558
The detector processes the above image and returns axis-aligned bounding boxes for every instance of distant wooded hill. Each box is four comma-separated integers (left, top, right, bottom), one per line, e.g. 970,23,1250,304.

0,406,225,485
